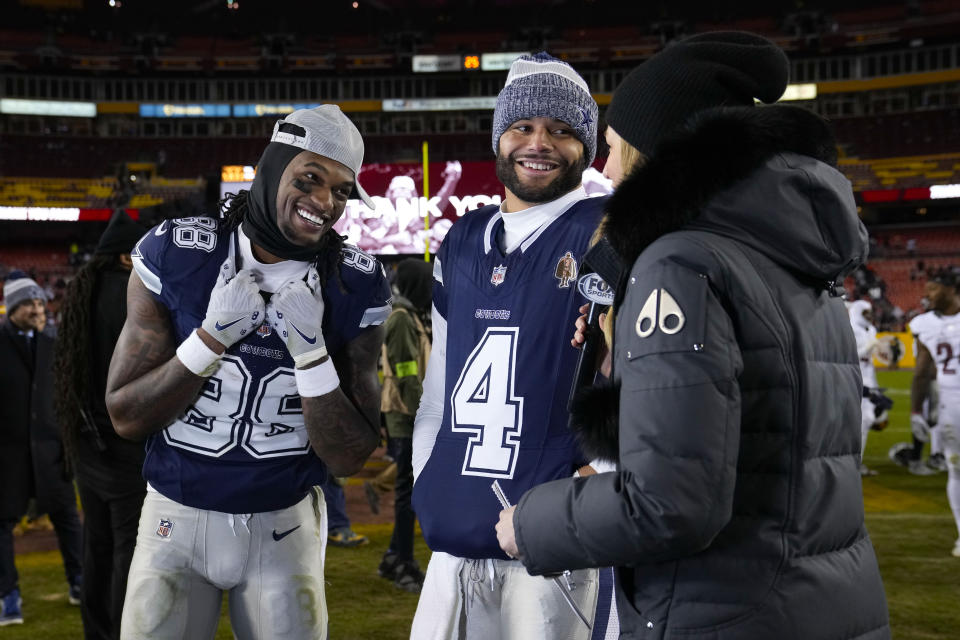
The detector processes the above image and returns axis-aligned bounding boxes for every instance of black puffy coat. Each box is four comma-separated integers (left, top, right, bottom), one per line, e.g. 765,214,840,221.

0,320,75,519
513,106,891,639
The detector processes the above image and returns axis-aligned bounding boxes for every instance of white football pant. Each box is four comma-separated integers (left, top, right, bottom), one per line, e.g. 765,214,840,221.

120,487,328,640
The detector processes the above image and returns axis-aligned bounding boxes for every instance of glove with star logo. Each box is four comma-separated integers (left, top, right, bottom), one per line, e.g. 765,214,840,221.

268,265,328,369
200,257,265,349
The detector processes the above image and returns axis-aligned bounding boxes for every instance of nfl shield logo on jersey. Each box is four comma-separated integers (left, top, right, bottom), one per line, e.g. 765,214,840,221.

257,323,273,339
491,264,507,287
156,519,174,539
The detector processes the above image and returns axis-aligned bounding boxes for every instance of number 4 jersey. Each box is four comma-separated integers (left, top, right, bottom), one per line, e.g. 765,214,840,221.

131,217,391,514
413,196,607,559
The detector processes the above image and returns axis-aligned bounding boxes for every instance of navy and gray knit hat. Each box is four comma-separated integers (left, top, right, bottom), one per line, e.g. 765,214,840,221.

607,31,789,158
492,52,598,165
3,270,46,313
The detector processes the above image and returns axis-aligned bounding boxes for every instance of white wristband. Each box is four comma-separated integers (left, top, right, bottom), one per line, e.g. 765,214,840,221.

176,329,222,377
294,358,340,397
293,345,329,370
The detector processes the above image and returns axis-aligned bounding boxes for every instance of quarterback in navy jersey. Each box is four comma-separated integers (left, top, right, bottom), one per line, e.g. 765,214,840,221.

411,53,618,640
106,106,389,640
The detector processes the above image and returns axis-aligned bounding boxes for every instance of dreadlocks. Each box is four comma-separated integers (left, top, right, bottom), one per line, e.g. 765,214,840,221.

53,254,116,472
219,190,348,292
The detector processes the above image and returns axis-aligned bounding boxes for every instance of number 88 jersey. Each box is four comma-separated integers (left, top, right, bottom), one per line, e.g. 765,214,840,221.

131,217,391,514
412,197,605,560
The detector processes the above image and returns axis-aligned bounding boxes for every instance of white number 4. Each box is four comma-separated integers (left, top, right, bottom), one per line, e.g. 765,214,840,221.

451,327,524,479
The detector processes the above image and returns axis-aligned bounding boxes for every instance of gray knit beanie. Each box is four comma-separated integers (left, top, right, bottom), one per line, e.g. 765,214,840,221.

492,52,598,165
607,31,789,158
4,271,46,313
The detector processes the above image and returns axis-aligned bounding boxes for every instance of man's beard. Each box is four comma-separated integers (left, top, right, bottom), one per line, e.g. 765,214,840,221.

496,150,586,205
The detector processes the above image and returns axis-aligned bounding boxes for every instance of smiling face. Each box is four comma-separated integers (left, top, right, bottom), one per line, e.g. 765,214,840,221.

9,298,46,332
274,150,355,248
495,116,586,211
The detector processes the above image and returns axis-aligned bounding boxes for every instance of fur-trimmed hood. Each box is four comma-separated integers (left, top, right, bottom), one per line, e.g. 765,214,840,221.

603,105,868,286
571,105,868,464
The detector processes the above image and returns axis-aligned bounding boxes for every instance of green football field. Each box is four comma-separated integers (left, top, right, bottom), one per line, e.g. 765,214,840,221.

5,369,958,639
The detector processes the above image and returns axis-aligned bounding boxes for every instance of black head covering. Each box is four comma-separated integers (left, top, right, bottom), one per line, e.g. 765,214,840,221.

241,140,318,261
95,209,147,255
396,258,433,313
929,270,958,289
606,31,790,158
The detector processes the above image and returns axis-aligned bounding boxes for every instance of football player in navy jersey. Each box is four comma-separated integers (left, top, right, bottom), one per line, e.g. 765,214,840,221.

105,105,391,640
410,53,618,640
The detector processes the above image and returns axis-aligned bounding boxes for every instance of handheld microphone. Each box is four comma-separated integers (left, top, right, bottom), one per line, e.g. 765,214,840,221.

567,301,605,412
567,237,622,414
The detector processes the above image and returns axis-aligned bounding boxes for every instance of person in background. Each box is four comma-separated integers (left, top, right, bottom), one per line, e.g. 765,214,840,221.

906,272,960,556
321,476,369,547
53,210,148,639
497,32,890,639
0,272,83,626
890,276,955,475
848,299,893,477
375,258,432,593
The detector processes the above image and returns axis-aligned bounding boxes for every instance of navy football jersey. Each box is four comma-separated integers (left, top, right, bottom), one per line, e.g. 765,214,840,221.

131,216,391,514
413,196,607,559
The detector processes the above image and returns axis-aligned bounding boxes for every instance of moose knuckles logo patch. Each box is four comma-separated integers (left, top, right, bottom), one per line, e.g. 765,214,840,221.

635,288,686,337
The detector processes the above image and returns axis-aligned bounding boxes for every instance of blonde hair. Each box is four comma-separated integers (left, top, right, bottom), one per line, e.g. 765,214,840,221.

620,139,645,177
590,136,646,248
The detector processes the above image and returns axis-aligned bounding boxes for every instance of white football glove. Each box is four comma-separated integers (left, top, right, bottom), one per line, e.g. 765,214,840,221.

910,413,931,443
268,265,327,369
200,257,265,349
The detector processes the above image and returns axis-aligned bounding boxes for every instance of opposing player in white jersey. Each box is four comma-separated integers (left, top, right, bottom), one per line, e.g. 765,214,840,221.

411,53,618,639
106,106,390,639
908,272,960,556
848,300,892,475
890,302,944,475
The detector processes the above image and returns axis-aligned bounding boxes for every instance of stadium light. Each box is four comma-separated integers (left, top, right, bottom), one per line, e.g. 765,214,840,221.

0,207,81,222
930,184,960,200
1,99,96,117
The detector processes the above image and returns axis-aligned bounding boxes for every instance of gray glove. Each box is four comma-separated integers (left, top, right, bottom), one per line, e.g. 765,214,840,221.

910,413,931,443
200,257,265,349
268,265,328,369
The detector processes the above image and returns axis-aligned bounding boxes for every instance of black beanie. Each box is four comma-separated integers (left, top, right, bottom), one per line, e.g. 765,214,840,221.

95,209,147,255
606,31,789,158
396,258,433,313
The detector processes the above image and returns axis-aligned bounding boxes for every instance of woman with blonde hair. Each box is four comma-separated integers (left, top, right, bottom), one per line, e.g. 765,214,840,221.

497,31,891,639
